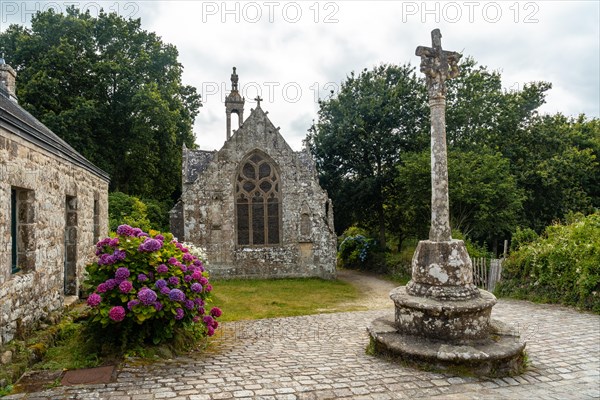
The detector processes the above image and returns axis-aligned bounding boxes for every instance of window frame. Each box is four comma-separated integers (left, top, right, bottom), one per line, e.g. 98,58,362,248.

235,151,282,247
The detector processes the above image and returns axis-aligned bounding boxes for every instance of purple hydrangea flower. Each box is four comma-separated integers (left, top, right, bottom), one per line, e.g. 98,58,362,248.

199,277,209,286
179,264,187,273
160,286,171,295
116,225,135,236
203,315,214,325
205,284,213,293
132,228,143,237
168,257,178,265
154,302,163,311
193,316,200,323
155,279,167,289
184,300,195,310
207,326,215,336
96,283,107,293
87,293,102,307
168,276,180,286
184,275,193,283
138,288,158,305
156,264,169,274
155,234,165,241
210,307,223,318
96,238,111,248
147,272,154,280
138,238,163,252
190,283,202,293
127,300,139,310
197,306,205,315
95,249,102,256
211,320,219,329
175,308,185,320
183,253,194,263
194,298,205,306
105,279,118,290
98,253,116,265
113,250,126,261
115,267,130,280
108,306,126,322
137,273,148,282
119,280,133,293
169,289,185,302
109,238,120,247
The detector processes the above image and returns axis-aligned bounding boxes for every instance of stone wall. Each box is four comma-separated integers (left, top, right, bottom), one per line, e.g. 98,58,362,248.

0,129,109,345
180,107,337,279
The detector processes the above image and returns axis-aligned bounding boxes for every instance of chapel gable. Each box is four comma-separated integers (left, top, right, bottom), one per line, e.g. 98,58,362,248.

173,67,337,279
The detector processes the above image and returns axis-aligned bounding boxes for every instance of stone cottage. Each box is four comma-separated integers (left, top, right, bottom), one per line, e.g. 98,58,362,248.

0,58,109,345
170,68,336,279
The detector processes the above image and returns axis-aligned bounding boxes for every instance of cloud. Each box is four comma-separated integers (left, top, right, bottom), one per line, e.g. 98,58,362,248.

2,1,598,150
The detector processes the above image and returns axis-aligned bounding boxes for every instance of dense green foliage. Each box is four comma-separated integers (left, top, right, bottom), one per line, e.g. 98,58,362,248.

0,8,201,203
497,213,600,313
393,150,524,247
306,64,428,249
308,58,599,255
109,192,169,232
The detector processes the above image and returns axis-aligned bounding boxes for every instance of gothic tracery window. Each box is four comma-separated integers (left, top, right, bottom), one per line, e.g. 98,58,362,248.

236,152,281,246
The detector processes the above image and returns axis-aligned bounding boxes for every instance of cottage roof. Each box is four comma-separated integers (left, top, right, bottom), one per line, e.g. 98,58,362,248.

0,85,109,182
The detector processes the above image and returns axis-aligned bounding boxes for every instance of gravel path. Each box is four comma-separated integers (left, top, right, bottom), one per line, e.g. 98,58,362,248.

334,269,397,310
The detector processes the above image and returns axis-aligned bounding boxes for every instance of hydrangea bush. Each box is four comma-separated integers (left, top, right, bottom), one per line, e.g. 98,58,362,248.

84,225,222,346
338,234,376,269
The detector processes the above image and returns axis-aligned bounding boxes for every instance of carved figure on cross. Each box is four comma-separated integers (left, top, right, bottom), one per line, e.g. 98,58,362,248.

415,29,461,98
254,96,263,108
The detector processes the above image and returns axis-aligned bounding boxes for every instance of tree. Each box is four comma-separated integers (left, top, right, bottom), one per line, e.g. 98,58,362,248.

393,150,524,250
0,8,201,202
500,114,599,232
306,64,428,248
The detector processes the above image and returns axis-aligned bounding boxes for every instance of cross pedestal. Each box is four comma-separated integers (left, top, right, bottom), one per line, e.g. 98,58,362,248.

367,29,525,377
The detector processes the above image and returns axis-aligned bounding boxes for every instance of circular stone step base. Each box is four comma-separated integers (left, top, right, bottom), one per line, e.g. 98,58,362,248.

392,286,497,341
367,315,526,377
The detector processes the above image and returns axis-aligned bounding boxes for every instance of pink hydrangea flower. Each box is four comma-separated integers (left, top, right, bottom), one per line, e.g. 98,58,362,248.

119,280,133,293
87,293,102,307
108,306,126,322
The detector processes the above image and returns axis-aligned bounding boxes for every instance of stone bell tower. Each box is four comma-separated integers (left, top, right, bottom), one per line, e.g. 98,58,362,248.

225,67,245,140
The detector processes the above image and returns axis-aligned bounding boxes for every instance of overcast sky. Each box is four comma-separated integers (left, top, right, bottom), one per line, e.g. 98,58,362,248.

1,1,599,151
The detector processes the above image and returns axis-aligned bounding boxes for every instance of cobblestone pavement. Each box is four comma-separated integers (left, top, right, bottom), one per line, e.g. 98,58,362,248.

5,299,599,400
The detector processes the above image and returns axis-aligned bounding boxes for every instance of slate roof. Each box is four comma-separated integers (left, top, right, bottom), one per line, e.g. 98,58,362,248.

0,85,109,181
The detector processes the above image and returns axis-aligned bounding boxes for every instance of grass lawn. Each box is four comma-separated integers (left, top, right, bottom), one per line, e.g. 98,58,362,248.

210,277,363,322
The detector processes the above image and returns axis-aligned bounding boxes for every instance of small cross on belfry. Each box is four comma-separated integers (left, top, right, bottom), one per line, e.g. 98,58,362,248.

415,29,462,98
254,96,263,108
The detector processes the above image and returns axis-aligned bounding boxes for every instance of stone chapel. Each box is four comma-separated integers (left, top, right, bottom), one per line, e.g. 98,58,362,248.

170,68,336,279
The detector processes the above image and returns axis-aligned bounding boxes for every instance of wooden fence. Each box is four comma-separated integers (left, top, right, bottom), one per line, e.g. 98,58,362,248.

472,258,503,292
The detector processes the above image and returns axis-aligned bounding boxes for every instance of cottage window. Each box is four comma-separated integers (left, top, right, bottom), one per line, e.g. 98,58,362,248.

10,187,34,274
93,199,100,244
10,189,18,274
236,152,281,246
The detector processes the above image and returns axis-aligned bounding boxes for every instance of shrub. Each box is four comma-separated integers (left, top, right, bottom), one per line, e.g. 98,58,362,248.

108,192,152,232
84,225,222,349
497,212,600,313
338,234,377,270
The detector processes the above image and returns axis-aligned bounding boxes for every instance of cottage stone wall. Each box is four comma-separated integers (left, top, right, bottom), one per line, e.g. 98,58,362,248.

180,107,336,279
0,128,109,345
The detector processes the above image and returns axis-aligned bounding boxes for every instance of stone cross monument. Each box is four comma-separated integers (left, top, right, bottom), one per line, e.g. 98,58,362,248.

416,29,460,242
367,29,525,377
